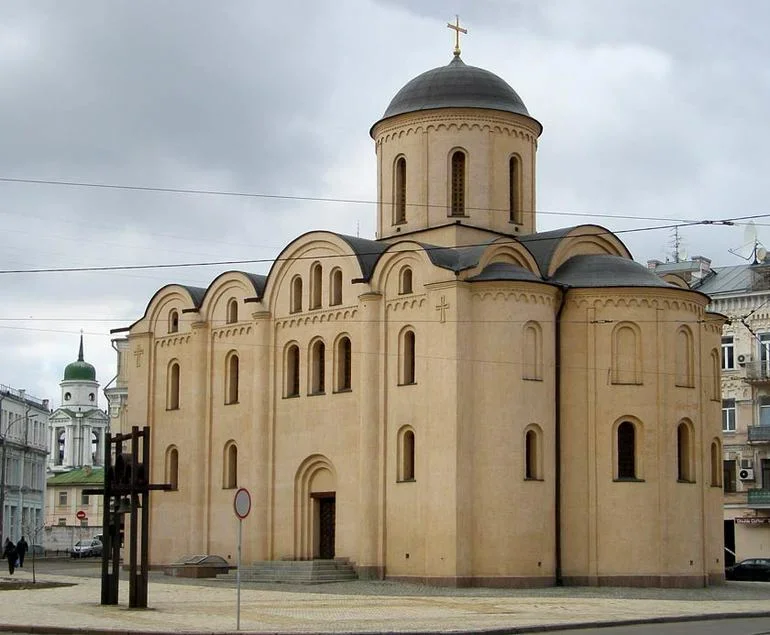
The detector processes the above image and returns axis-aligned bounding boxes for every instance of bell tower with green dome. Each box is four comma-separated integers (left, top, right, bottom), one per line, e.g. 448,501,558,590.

47,335,109,472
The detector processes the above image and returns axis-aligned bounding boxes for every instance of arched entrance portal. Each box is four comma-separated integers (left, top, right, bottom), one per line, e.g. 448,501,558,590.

295,455,337,560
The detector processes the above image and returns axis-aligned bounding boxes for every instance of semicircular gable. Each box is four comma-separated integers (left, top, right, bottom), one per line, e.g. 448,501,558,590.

262,231,383,312
198,271,267,322
132,284,206,335
368,240,436,293
474,238,540,276
546,225,632,278
660,273,689,289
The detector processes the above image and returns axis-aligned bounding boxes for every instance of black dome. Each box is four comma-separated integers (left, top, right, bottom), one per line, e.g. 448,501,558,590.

372,56,534,134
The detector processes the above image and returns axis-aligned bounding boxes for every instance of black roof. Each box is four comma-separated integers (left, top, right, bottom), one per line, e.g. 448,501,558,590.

550,255,675,288
466,261,546,283
372,56,538,135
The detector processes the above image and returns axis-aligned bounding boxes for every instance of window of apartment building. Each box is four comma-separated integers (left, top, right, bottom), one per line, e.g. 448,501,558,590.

81,492,89,505
761,396,770,427
722,399,736,432
763,459,770,490
723,460,737,493
58,491,67,506
761,334,770,372
721,336,735,370
57,518,66,526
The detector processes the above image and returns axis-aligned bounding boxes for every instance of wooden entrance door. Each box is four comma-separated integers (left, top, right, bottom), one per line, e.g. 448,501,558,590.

318,496,335,559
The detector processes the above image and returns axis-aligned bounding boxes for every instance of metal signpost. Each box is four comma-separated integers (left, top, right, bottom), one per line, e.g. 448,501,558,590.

233,487,251,631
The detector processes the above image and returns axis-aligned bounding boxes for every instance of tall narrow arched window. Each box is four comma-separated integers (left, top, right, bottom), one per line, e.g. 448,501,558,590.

335,336,352,392
617,421,636,479
525,427,541,480
310,339,326,394
226,352,239,404
167,361,180,410
711,349,720,400
450,150,466,216
509,155,521,224
310,262,322,310
224,442,237,489
400,329,416,385
226,298,238,324
398,426,415,481
612,323,641,384
710,439,721,487
399,266,413,295
329,268,343,306
394,156,406,224
677,421,694,482
290,276,303,313
675,326,694,387
522,321,543,380
286,344,300,397
166,446,179,491
169,309,179,334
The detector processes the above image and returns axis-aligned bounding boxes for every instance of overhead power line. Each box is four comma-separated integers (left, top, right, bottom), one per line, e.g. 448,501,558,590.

2,175,767,226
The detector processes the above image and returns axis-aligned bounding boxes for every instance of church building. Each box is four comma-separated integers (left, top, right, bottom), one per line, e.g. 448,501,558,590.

117,33,726,587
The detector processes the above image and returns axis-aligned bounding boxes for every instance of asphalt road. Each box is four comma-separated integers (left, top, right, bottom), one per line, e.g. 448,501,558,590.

545,617,770,634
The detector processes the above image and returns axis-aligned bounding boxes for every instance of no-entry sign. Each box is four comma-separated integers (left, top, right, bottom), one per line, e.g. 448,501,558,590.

233,488,251,519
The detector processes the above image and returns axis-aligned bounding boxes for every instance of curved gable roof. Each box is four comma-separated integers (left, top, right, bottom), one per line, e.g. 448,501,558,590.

551,254,676,289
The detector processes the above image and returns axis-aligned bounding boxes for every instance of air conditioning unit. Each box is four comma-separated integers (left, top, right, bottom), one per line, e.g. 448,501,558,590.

739,468,755,481
741,458,754,470
738,354,750,366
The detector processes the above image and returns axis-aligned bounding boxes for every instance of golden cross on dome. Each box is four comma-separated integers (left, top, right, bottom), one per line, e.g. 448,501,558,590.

447,15,467,57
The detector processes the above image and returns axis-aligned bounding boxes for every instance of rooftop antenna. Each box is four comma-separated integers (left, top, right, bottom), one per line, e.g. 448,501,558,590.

668,226,685,262
729,221,760,263
356,220,360,238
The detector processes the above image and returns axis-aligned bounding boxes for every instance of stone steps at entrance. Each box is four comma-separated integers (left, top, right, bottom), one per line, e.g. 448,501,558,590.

218,558,358,584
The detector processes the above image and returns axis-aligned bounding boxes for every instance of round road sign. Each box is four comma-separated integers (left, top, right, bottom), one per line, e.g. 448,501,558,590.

76,510,87,520
233,488,251,519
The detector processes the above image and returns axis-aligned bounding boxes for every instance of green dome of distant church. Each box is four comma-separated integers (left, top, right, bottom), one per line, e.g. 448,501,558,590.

63,335,96,381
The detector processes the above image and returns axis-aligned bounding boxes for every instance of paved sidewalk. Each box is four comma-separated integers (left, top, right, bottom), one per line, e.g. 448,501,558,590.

2,567,770,634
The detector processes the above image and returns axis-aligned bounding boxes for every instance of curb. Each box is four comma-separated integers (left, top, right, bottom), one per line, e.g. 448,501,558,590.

3,610,770,635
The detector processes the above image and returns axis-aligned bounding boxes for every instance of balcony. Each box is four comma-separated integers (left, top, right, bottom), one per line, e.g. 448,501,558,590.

743,361,770,384
748,489,770,507
748,426,770,443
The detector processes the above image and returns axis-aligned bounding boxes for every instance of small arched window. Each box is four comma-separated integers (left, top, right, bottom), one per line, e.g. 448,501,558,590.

335,336,352,392
169,310,179,334
399,266,413,295
167,361,180,410
226,298,238,324
166,446,179,491
675,326,694,387
394,156,407,224
711,349,720,400
710,439,722,487
617,421,636,480
612,323,641,385
310,262,322,310
509,155,521,224
400,329,416,385
64,392,71,401
329,268,343,306
286,344,300,397
223,442,237,489
290,276,303,313
522,321,543,381
450,150,466,216
226,352,239,404
525,427,541,480
398,426,415,481
677,421,694,482
310,339,326,394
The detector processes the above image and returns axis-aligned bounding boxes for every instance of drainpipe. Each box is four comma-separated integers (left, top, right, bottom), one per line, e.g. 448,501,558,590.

554,286,568,587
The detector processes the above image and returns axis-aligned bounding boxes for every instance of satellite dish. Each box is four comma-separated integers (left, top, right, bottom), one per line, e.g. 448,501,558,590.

679,247,688,262
745,221,758,248
758,246,768,263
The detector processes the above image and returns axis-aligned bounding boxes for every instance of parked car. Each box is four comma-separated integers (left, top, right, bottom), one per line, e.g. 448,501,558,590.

726,558,770,581
71,539,102,558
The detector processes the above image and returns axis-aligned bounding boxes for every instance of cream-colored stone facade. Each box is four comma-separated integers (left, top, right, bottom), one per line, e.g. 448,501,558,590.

118,53,725,587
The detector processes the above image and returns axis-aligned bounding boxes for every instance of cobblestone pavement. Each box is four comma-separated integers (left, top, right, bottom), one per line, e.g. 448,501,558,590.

2,566,770,634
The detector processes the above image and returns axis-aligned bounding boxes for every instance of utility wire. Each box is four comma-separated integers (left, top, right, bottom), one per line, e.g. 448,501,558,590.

0,220,737,275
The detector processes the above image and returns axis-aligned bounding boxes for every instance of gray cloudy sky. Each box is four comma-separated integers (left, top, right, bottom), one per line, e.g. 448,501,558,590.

2,0,769,406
